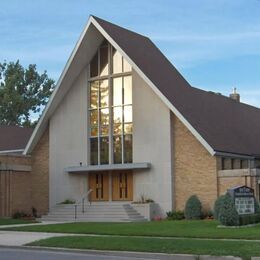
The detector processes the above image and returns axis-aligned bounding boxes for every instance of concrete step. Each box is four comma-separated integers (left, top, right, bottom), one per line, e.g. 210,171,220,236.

41,203,148,222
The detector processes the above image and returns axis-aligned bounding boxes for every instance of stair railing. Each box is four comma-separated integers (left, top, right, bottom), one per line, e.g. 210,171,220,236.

74,189,93,219
81,189,93,213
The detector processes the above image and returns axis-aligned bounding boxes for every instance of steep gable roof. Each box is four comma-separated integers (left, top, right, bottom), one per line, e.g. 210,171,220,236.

24,16,260,158
0,125,33,153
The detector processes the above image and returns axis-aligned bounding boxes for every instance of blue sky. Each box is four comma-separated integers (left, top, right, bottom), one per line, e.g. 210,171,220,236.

1,0,260,107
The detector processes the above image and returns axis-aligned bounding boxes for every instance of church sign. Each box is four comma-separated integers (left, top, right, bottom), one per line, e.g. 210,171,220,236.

228,186,255,215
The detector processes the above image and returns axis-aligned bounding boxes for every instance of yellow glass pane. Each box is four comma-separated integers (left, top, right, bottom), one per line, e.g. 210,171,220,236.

123,58,131,72
100,46,108,76
113,124,122,135
124,123,133,134
124,105,132,123
101,126,109,136
100,80,109,107
112,48,122,74
90,81,98,109
90,52,98,78
113,77,122,106
90,126,98,137
124,76,132,105
100,108,109,125
90,110,98,126
113,136,122,164
113,107,122,124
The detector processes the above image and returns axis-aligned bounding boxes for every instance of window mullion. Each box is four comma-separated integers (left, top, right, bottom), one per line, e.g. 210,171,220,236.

108,44,113,164
122,77,125,164
97,48,101,165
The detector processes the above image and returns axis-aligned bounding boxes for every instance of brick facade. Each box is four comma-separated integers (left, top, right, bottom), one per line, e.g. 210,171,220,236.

0,154,31,217
173,115,218,211
0,128,49,217
31,129,49,215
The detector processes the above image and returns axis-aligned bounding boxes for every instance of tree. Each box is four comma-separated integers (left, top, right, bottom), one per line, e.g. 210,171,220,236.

0,60,55,127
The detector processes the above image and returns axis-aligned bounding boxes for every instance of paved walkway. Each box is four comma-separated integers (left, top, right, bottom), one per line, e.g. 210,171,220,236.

0,221,68,246
0,230,69,246
0,220,70,229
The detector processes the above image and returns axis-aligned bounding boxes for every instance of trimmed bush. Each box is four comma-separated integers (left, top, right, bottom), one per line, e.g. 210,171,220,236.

12,211,26,219
239,213,260,226
184,195,202,220
166,211,185,220
213,195,225,220
218,193,239,226
255,198,260,213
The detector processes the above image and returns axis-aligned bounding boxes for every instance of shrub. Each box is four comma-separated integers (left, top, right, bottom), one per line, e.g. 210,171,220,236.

255,198,260,213
218,193,239,226
239,213,260,226
32,207,38,218
184,195,202,220
213,195,226,220
12,211,26,219
166,210,185,220
60,199,75,204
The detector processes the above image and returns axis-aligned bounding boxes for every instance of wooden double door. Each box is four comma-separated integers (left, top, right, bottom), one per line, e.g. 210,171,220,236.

88,171,133,201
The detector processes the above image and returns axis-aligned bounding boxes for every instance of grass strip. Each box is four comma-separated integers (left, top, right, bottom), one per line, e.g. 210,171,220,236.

6,220,260,240
27,235,260,260
0,218,37,226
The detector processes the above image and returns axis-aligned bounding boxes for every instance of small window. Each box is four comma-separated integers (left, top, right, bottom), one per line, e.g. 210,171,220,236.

90,53,98,78
124,76,132,105
100,45,108,76
113,136,122,164
123,58,131,72
241,160,249,169
112,48,123,74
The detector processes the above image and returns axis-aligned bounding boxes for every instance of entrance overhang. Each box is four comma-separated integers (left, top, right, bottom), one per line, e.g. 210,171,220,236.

65,162,151,173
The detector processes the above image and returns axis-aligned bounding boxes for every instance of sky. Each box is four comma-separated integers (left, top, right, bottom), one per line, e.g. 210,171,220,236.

1,0,260,107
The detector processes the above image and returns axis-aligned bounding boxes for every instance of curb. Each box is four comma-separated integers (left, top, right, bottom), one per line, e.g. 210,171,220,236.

0,244,242,260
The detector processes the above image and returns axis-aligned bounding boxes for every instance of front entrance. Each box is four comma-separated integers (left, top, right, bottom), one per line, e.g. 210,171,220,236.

88,172,109,201
112,171,133,201
88,171,133,201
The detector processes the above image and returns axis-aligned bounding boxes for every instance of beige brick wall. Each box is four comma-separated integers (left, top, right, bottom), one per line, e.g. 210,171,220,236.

0,154,32,217
0,154,31,166
0,128,49,217
10,171,32,215
218,176,246,195
31,128,49,216
173,115,218,211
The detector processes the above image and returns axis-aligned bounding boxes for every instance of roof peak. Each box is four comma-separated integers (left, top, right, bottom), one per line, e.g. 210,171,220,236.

90,15,150,40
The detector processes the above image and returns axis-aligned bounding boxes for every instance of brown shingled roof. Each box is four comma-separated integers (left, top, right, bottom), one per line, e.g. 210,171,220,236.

0,125,33,152
93,16,260,157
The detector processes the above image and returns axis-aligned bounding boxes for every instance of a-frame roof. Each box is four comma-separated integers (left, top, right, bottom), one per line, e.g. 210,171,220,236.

24,15,260,158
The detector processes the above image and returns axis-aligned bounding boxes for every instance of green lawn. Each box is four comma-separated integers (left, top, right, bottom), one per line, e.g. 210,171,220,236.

5,220,260,239
0,218,37,225
27,235,260,260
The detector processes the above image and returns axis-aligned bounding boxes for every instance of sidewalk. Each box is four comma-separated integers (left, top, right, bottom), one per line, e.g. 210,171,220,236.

0,230,67,246
0,220,71,229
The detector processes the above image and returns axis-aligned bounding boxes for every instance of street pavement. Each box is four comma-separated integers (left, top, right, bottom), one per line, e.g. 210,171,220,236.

0,247,194,260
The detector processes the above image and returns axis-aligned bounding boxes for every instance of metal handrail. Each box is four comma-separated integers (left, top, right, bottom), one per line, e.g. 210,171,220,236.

82,189,93,213
74,189,93,219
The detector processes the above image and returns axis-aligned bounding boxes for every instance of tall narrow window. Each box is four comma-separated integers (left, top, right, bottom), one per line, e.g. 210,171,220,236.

89,42,132,165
